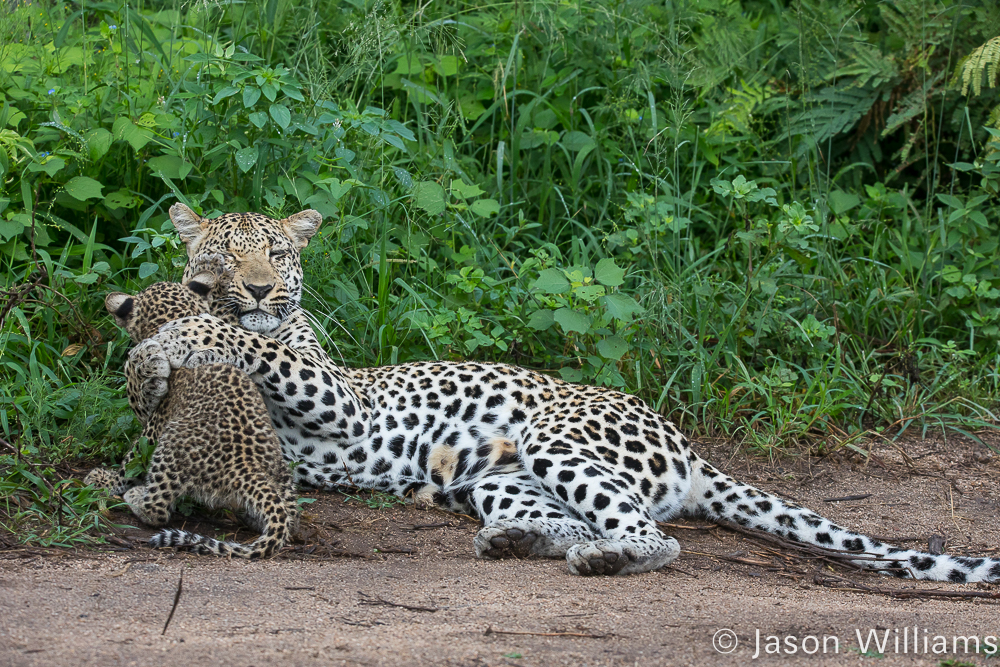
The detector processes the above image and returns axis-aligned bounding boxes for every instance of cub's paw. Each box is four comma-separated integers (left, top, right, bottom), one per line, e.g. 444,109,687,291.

475,523,539,560
566,540,630,576
125,340,171,422
151,315,238,370
84,467,119,490
122,486,155,525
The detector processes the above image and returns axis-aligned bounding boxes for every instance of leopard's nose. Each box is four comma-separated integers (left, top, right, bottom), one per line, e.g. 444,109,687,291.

245,283,274,302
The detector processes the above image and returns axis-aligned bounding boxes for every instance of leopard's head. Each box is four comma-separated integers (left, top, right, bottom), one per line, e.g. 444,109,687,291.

169,203,322,333
106,259,223,342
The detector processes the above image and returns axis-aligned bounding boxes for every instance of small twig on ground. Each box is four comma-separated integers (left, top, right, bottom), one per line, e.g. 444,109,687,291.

813,572,1000,601
658,522,718,531
407,522,454,530
484,626,608,639
823,494,872,503
161,566,184,635
284,586,316,591
357,591,437,613
375,547,415,554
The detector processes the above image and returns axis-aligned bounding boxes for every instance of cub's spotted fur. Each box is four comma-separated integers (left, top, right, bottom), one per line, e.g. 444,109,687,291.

87,260,297,559
125,204,1000,580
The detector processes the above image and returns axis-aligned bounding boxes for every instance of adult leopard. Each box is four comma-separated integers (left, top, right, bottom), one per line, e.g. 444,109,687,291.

128,203,1000,579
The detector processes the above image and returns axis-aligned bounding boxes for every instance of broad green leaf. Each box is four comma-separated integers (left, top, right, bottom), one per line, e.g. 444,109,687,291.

112,117,152,151
602,293,643,321
138,262,159,279
532,268,570,294
470,198,500,217
249,112,268,128
27,156,65,177
526,309,555,331
451,179,484,200
148,155,192,180
212,85,239,104
382,133,405,151
104,190,141,209
827,190,860,216
594,258,626,287
597,335,628,360
436,55,460,76
64,176,104,201
574,284,605,301
0,218,24,241
243,85,261,108
269,103,291,130
554,307,591,334
392,168,413,189
74,272,99,284
413,181,446,215
559,367,584,382
561,130,595,151
85,128,113,161
235,147,258,173
936,193,963,210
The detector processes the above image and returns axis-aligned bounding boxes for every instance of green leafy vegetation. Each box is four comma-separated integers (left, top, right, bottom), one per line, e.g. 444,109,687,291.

2,0,1000,544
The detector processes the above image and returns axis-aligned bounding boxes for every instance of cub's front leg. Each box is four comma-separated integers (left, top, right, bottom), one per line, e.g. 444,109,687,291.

124,339,172,424
147,314,270,377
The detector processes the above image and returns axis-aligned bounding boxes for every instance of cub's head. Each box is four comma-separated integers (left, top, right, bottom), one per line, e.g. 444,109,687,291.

168,203,323,333
105,258,225,343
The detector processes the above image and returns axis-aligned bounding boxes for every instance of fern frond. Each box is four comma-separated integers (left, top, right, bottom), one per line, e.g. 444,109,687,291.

960,36,1000,98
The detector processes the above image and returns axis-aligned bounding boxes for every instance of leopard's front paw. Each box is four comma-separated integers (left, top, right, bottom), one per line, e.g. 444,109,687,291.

151,315,233,369
126,340,172,421
84,467,119,490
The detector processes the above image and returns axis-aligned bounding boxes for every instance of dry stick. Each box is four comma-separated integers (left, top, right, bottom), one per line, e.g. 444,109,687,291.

659,522,718,531
357,591,437,613
408,522,453,530
823,493,872,503
485,626,607,639
708,519,900,569
161,566,184,635
813,572,1000,601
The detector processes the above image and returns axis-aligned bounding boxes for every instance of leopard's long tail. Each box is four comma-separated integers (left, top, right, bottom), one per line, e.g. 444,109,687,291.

148,502,297,559
684,454,1000,583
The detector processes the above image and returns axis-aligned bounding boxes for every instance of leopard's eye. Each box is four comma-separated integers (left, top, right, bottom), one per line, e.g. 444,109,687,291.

270,248,290,260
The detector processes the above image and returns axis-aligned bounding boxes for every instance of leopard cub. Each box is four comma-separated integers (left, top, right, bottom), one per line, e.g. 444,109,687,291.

86,258,297,558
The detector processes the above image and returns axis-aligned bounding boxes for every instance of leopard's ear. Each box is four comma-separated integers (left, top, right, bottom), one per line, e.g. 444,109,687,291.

281,209,323,249
169,203,207,252
105,292,135,327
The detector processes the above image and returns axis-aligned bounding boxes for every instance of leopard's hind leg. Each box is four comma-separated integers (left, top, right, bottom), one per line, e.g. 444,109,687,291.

521,452,683,576
124,446,187,527
470,471,597,560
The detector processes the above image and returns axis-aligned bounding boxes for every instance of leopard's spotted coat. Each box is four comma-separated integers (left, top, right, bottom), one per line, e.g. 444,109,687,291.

124,203,1000,579
88,259,297,559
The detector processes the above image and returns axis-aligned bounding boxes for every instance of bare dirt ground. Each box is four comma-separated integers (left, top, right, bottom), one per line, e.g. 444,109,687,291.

2,434,1000,667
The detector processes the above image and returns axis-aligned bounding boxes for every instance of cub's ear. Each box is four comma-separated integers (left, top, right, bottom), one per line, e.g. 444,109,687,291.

169,203,207,252
185,270,217,297
105,292,135,327
184,252,230,297
281,209,323,249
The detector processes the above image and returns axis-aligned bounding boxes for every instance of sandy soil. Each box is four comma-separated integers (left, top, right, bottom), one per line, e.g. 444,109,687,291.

2,434,999,667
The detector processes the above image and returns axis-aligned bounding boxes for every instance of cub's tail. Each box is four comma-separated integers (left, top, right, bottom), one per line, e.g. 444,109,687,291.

149,504,297,560
685,454,1000,583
